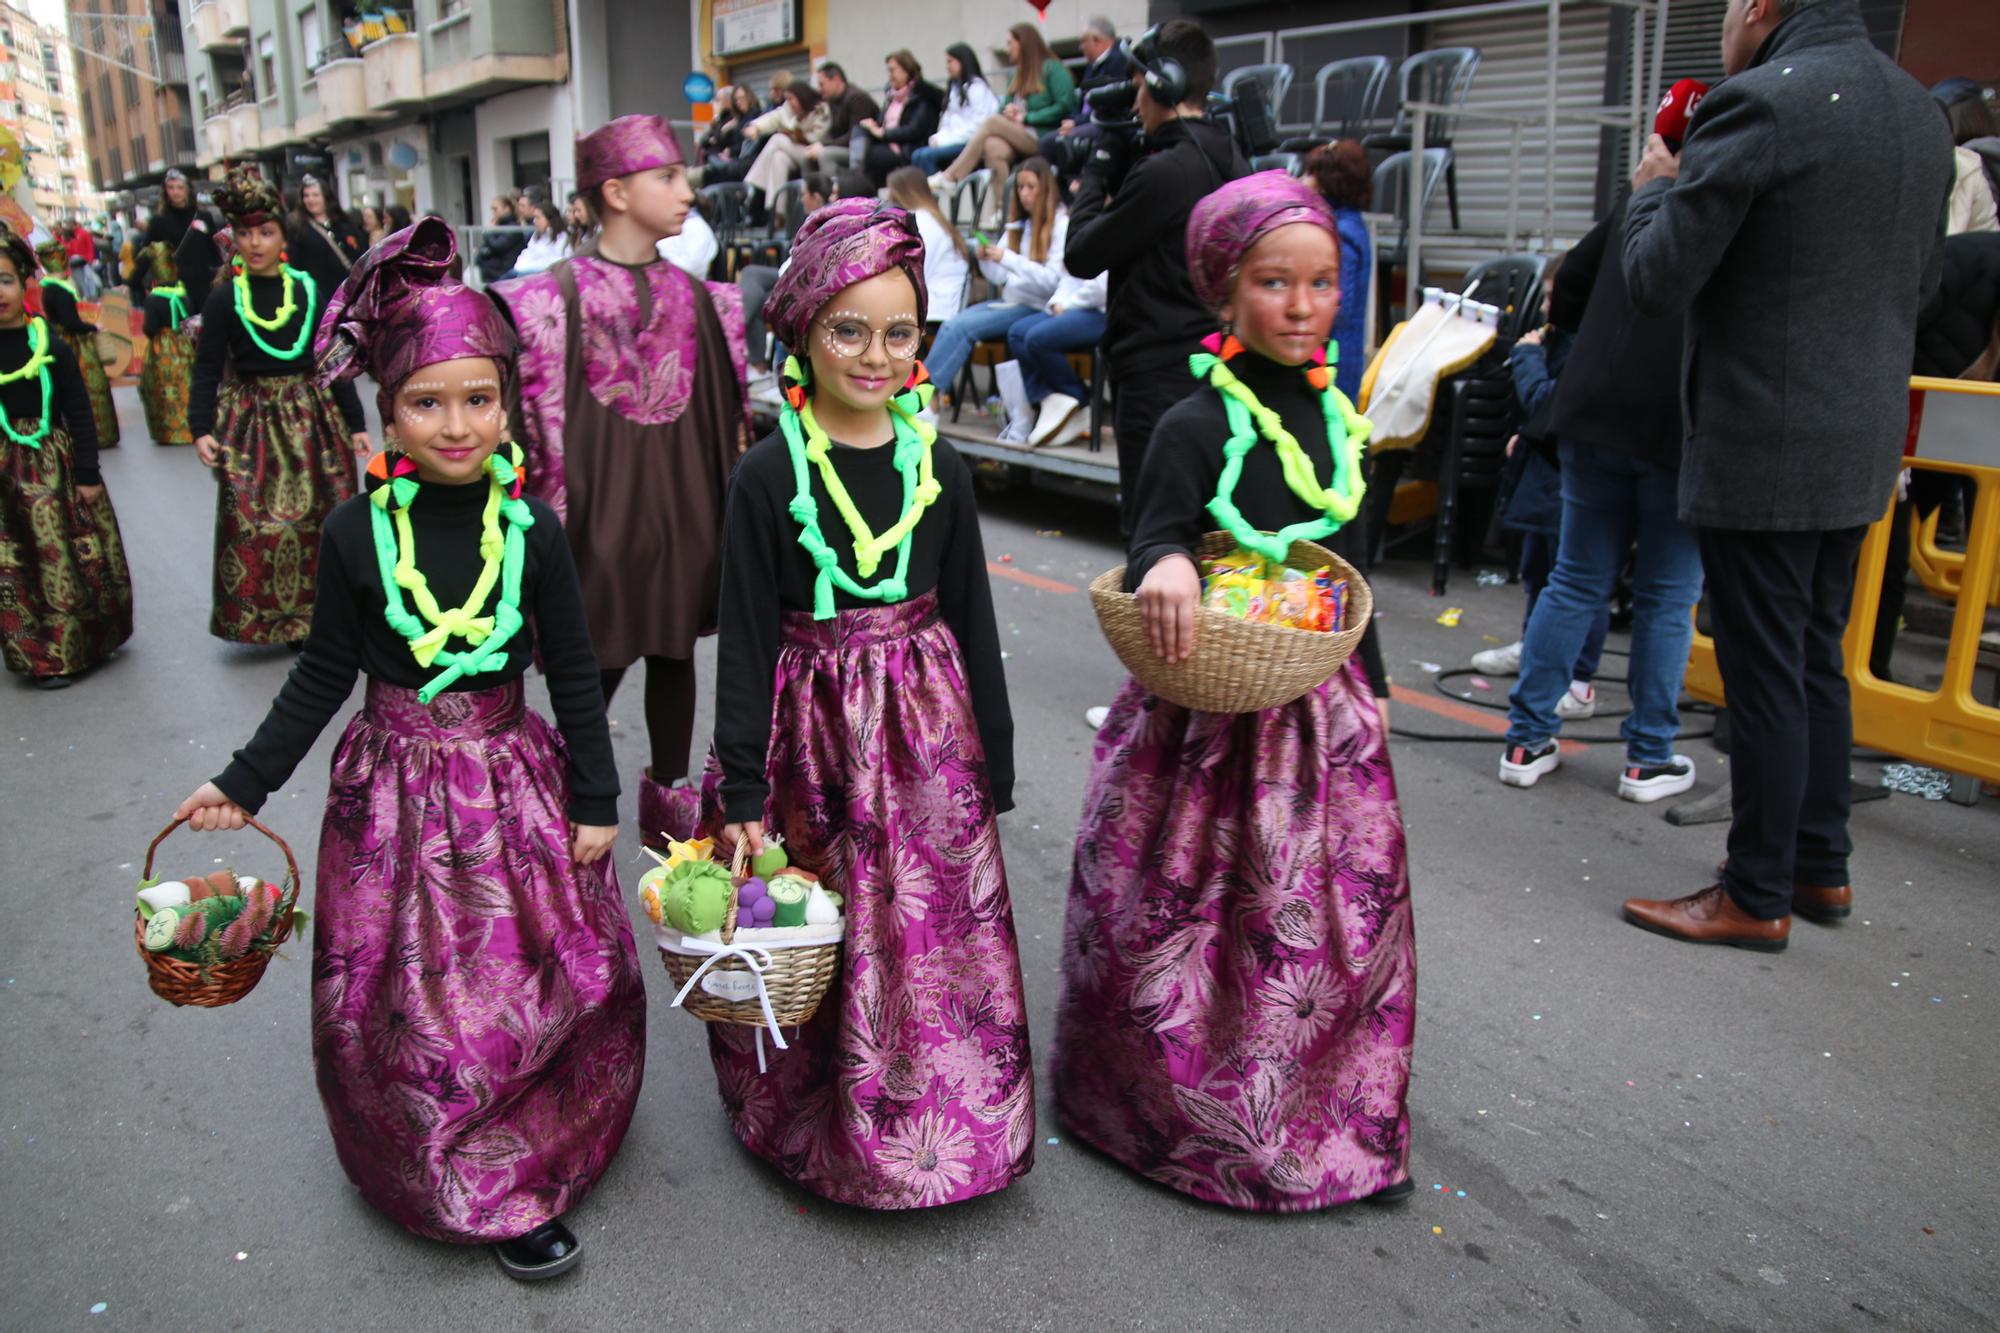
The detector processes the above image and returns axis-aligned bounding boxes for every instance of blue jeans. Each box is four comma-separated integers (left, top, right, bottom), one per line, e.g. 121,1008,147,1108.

1519,529,1608,682
1505,440,1703,765
911,144,964,175
925,301,1035,402
1007,307,1106,403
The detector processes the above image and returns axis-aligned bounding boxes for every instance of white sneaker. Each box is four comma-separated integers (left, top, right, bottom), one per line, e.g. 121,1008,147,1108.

1027,392,1081,447
997,415,1032,444
928,172,957,194
1085,705,1110,730
1498,740,1559,788
1470,640,1523,675
1555,681,1597,720
1618,754,1697,803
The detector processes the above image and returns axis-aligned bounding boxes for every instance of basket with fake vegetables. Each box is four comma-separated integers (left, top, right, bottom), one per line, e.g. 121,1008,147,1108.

1090,531,1373,715
131,817,304,1007
641,834,842,1056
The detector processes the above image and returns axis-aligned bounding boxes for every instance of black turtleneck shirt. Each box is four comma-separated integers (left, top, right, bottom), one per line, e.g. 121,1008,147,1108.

1125,349,1388,697
1,321,100,485
213,481,620,825
714,422,1014,824
187,274,365,437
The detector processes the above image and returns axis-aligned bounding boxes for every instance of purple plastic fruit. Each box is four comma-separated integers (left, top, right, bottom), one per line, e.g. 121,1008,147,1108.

752,895,778,922
738,877,768,905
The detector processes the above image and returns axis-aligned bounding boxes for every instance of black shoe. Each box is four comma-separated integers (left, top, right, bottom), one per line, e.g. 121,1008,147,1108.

1363,1178,1415,1206
494,1218,582,1281
34,674,73,690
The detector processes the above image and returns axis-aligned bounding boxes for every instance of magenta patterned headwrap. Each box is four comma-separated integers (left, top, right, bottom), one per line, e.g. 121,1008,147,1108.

1186,170,1338,313
762,199,929,352
576,114,685,192
315,216,516,417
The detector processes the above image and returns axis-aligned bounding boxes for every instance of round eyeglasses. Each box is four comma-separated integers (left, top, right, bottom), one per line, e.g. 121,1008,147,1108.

814,316,923,360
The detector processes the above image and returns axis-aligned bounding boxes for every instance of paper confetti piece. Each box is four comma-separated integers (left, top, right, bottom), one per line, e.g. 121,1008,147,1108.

1436,607,1463,627
91,1304,108,1316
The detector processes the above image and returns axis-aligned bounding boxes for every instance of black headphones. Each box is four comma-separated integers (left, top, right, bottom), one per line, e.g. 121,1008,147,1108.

1128,26,1188,108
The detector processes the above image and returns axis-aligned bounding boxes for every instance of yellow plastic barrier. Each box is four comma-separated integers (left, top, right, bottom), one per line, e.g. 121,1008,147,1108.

1684,378,2000,792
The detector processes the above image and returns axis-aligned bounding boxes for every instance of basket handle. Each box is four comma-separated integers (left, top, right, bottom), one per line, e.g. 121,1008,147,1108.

718,836,751,944
140,815,302,901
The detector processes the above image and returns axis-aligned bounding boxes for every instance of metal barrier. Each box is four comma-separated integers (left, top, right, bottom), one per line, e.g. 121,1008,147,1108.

1682,378,2000,802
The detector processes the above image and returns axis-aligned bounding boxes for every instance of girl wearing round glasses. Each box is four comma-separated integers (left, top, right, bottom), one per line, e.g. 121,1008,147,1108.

698,199,1032,1210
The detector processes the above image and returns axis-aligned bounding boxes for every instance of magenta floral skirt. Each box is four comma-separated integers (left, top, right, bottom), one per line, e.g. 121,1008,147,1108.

1053,662,1416,1212
313,680,646,1242
699,592,1034,1209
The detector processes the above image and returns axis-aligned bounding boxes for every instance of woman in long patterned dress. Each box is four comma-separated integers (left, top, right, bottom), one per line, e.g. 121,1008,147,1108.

493,115,748,850
138,241,194,445
189,168,369,645
0,229,132,687
32,238,118,450
1053,174,1416,1212
175,219,642,1280
696,200,1033,1209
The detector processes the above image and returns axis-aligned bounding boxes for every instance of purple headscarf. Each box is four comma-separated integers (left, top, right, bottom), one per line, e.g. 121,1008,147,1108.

762,199,929,353
576,114,685,192
1185,171,1337,313
316,216,517,420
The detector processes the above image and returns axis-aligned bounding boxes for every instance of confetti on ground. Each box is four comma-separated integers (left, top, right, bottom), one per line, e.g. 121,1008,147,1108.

1431,1226,1444,1236
1476,570,1507,587
998,553,1014,563
1046,1137,1060,1146
1436,607,1463,627
235,1251,248,1261
90,1304,107,1315
1415,660,1443,673
1481,633,1502,644
1469,676,1492,690
1034,529,1064,537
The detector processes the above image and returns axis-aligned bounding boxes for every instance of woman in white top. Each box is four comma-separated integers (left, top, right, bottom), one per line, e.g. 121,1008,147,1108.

886,167,973,324
912,43,1001,176
924,156,1066,402
507,199,572,277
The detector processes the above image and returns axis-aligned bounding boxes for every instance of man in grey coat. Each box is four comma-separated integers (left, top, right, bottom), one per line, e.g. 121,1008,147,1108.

1617,0,1952,951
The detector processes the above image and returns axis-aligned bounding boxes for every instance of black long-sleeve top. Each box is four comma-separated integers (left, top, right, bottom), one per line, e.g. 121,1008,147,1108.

1124,351,1389,698
188,276,365,437
1,322,100,485
129,203,222,301
142,290,189,338
714,425,1014,824
37,282,94,336
213,483,620,824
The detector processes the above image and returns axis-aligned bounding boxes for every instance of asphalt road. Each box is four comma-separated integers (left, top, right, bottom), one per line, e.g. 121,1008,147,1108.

5,386,1996,1331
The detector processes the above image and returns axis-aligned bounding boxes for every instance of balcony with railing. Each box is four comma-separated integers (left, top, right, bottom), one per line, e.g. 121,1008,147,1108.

188,0,249,54
363,29,422,112
309,40,369,130
421,0,565,106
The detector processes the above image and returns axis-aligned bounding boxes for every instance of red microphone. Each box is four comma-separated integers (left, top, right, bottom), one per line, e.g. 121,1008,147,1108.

1653,79,1709,151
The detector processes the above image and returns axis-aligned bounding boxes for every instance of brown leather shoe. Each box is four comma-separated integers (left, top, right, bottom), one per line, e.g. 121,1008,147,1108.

1791,883,1852,923
1712,862,1853,925
1623,884,1790,952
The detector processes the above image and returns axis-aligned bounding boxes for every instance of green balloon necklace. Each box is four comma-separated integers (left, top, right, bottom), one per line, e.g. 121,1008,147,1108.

0,317,57,449
1191,341,1373,565
231,260,316,361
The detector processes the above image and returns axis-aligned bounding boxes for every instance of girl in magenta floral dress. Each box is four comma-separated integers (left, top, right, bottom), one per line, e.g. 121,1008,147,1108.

1053,173,1417,1212
697,199,1033,1209
176,219,642,1281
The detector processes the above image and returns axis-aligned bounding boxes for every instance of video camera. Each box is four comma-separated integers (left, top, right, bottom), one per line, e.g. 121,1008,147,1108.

1049,26,1282,183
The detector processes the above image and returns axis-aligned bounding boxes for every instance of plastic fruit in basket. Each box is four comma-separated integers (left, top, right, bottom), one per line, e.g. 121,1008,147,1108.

663,835,715,870
660,860,734,935
803,883,840,926
751,894,778,923
750,835,789,878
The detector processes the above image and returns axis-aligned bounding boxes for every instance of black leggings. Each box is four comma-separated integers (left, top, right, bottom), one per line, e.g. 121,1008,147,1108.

600,655,697,782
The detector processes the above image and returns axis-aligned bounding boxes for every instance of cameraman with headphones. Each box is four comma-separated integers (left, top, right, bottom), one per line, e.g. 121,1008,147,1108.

1065,20,1247,536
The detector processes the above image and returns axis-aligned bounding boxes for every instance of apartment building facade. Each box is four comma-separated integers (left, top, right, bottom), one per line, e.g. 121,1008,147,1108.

2,0,102,223
66,0,199,204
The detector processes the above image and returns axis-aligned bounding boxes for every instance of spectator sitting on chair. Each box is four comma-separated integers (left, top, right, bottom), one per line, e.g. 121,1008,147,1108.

744,84,831,225
929,23,1078,222
858,51,945,186
737,173,833,376
697,80,792,187
474,193,527,284
502,199,572,279
887,167,973,325
1300,140,1373,402
811,61,881,173
1039,16,1131,189
925,156,1069,407
913,44,1001,177
1008,266,1107,446
698,85,749,167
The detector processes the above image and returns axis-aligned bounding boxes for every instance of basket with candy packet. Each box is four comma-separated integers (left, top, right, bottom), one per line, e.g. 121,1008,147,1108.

1089,531,1373,714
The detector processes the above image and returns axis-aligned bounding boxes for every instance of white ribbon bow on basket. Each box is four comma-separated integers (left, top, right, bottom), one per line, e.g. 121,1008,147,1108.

667,936,790,1073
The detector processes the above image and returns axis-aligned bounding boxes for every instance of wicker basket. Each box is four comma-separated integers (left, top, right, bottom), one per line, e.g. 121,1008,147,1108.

1089,531,1374,714
133,816,301,1008
657,843,841,1029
